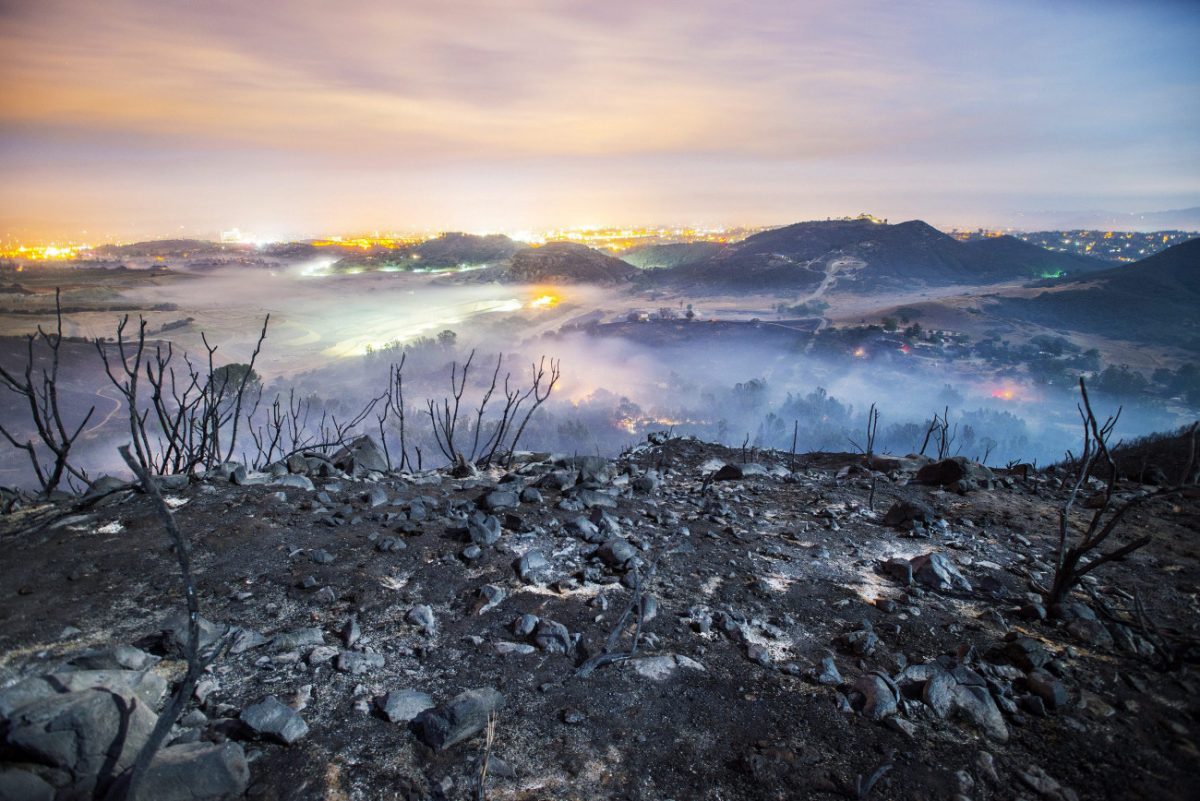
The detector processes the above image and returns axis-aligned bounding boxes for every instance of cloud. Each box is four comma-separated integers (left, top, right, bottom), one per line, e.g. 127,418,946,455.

1,0,1198,237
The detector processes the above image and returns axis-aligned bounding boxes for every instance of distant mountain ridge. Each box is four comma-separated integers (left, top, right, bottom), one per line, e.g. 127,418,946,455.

655,218,1107,291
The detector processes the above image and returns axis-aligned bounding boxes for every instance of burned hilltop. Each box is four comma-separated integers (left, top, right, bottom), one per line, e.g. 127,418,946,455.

0,423,1198,801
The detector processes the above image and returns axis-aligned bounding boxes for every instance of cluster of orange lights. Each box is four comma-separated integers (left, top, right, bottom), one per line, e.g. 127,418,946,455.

0,244,92,261
529,294,560,309
310,235,434,250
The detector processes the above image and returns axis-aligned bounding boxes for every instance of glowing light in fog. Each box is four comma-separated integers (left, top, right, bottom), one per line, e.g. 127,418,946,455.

530,294,561,309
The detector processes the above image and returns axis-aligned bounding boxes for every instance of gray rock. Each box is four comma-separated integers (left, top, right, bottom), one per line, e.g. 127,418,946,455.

477,585,506,614
566,488,612,509
331,435,389,475
568,516,604,543
309,548,335,564
270,627,325,651
336,650,385,674
286,453,309,474
481,490,519,511
815,655,843,686
916,457,994,487
376,690,435,724
515,550,550,583
0,670,168,719
362,487,389,508
1026,669,1069,710
376,536,406,552
341,616,361,647
519,487,543,503
240,696,308,745
951,684,1008,742
596,537,636,568
6,688,157,797
1001,637,1051,671
162,611,227,656
1066,618,1113,647
533,620,573,654
910,552,972,592
631,473,660,493
854,672,898,720
227,628,268,654
407,604,436,634
883,499,935,527
270,474,315,491
711,463,769,481
413,688,505,750
124,741,249,801
746,643,771,666
467,512,501,546
513,614,539,637
67,644,155,671
0,769,55,801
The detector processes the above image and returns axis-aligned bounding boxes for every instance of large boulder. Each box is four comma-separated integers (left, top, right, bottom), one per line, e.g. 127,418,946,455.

5,689,157,797
0,670,167,719
124,741,250,801
915,457,994,488
332,435,389,475
0,769,56,801
711,463,769,481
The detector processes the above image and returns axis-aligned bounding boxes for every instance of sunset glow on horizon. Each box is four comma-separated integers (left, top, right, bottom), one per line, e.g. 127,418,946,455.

1,0,1198,241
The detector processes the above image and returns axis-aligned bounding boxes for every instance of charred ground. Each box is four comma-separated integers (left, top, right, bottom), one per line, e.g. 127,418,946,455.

0,436,1198,801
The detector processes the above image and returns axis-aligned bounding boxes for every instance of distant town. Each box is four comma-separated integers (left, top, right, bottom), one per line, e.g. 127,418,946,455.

2,217,1197,267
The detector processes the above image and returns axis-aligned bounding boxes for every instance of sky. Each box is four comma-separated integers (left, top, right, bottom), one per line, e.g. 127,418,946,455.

1,0,1198,241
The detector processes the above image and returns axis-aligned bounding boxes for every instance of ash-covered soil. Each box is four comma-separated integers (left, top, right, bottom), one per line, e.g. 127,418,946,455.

1,436,1198,801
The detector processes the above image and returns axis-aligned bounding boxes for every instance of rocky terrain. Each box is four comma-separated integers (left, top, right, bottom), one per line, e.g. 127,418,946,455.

0,435,1198,800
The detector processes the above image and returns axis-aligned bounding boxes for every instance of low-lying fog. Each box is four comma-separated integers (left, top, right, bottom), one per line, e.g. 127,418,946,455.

1,263,1194,489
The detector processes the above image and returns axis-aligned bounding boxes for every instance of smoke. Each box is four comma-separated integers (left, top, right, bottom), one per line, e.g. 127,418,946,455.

0,266,1195,489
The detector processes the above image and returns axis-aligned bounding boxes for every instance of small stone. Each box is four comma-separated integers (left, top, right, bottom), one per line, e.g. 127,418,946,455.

513,614,539,637
1026,669,1069,710
854,672,899,720
406,605,436,634
467,512,502,546
376,690,435,724
376,536,407,552
240,696,308,745
336,650,385,674
516,550,550,583
814,655,843,686
746,643,771,666
596,537,636,568
413,688,505,750
481,490,519,512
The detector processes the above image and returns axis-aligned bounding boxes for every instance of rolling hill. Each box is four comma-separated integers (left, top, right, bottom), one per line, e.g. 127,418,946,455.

658,218,1107,291
458,242,638,285
989,237,1200,350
